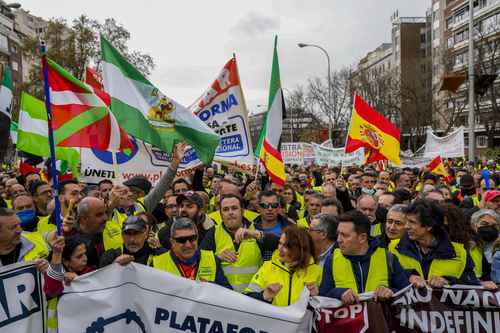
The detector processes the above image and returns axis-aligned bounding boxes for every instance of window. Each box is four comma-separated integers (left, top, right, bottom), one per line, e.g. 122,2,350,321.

477,135,488,148
446,17,454,29
421,33,426,43
454,29,469,43
0,35,7,52
11,61,18,72
455,6,469,23
448,37,454,48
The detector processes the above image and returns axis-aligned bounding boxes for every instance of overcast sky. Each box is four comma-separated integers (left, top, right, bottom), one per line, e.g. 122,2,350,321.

17,0,429,112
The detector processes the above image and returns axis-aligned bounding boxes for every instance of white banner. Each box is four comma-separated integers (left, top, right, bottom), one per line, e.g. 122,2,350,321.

423,126,465,159
281,143,304,165
312,143,364,167
190,58,256,174
0,262,45,332
80,138,201,186
302,143,315,166
58,263,310,333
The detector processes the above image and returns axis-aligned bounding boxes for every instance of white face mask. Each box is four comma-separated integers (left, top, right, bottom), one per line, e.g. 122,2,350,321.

361,187,376,196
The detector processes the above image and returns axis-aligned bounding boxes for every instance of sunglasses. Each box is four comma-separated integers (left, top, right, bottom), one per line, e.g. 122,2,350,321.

173,234,198,244
259,202,280,209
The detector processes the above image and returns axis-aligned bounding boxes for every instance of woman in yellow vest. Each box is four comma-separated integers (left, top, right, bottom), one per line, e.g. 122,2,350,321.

44,235,96,333
152,217,232,289
389,200,482,288
200,194,279,292
244,226,322,306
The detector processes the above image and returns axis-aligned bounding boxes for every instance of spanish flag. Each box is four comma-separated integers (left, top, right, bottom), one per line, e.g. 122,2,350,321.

255,36,286,186
345,95,401,165
427,156,448,177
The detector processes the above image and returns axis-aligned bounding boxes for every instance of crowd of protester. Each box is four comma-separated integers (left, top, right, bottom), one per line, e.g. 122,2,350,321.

1,145,500,329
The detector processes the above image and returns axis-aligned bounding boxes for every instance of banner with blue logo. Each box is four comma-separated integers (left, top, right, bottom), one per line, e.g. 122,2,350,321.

189,57,256,174
80,138,202,185
0,262,45,332
58,263,310,333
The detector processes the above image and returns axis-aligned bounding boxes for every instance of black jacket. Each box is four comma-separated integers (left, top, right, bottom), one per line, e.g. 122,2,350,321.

99,243,167,267
394,232,479,285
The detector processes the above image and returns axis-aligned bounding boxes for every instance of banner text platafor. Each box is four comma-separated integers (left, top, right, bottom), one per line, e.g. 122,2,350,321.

58,263,311,333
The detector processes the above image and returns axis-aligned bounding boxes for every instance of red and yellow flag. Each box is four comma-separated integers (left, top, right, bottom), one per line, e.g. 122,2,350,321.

427,156,448,177
256,36,286,186
345,95,401,165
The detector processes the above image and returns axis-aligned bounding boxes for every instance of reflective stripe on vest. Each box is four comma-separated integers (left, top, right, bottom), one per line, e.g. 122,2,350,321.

332,247,388,293
21,232,49,261
46,297,58,333
470,246,483,278
112,200,147,225
152,250,217,282
214,223,262,292
244,251,322,306
388,240,467,279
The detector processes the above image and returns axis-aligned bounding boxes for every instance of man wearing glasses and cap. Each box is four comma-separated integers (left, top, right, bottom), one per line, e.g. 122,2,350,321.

99,215,166,267
152,217,232,289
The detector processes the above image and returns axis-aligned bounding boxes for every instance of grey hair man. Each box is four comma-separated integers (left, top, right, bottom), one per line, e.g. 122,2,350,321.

309,213,338,267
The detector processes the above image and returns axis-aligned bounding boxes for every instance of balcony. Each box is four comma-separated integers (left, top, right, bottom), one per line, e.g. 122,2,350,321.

449,0,500,31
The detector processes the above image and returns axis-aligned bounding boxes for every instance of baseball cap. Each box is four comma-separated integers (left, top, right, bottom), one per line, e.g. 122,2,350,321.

176,191,204,208
123,176,152,195
122,216,147,233
484,190,500,203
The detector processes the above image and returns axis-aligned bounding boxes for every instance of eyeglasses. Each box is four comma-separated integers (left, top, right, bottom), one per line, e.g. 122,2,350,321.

386,219,405,226
173,234,198,244
259,202,280,209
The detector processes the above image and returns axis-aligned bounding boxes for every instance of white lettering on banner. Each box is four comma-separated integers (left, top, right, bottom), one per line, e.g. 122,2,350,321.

0,262,44,331
281,143,304,165
189,58,256,173
312,143,364,167
58,263,310,333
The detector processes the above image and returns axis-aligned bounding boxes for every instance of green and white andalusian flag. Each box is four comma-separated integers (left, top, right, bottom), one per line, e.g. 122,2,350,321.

17,92,80,175
0,64,12,119
100,36,220,165
10,121,17,144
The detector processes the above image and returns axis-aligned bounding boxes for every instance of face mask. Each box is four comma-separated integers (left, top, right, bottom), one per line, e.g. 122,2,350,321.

361,187,376,196
478,226,498,243
16,209,37,229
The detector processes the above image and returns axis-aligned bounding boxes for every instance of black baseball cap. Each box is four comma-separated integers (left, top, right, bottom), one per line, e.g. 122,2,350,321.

123,176,152,195
176,191,204,208
122,216,147,233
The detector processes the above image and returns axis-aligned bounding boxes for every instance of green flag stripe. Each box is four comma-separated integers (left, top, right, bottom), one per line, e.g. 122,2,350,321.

53,107,108,144
21,93,48,121
2,64,12,89
100,36,152,86
47,58,92,94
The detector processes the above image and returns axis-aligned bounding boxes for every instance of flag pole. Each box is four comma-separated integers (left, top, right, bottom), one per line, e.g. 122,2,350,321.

111,150,122,184
40,43,63,236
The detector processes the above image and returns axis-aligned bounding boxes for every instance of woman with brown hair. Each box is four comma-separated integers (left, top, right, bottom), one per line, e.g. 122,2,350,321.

244,225,322,306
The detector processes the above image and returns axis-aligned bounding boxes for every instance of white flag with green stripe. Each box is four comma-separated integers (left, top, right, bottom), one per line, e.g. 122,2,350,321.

0,64,13,119
17,92,80,175
10,121,17,144
100,36,220,165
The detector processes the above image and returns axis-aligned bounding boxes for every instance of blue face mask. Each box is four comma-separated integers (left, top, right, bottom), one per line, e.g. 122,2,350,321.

16,210,37,228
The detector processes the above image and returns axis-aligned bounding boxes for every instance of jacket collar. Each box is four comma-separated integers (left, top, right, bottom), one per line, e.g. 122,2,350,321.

396,232,457,261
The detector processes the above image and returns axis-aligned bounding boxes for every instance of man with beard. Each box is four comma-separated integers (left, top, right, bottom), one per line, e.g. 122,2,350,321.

99,216,167,267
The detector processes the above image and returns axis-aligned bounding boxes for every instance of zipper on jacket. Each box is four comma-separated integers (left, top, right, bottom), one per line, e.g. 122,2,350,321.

358,262,364,293
288,274,293,306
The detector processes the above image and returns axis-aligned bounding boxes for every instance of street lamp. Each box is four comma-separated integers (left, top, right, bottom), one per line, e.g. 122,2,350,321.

297,42,333,143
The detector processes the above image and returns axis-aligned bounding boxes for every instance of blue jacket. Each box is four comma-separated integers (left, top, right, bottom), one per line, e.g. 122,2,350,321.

395,232,479,286
491,250,500,283
319,239,409,299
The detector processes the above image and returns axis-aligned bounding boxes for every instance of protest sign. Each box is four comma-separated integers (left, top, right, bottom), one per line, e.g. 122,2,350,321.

80,138,201,186
190,58,256,174
302,143,315,166
312,143,364,167
424,127,465,159
312,285,500,333
0,262,45,332
58,263,311,333
281,143,304,165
